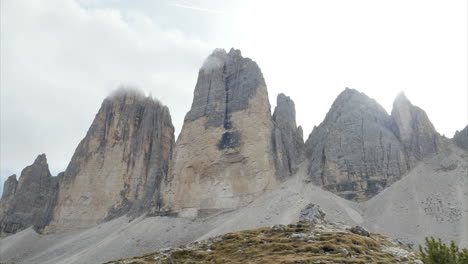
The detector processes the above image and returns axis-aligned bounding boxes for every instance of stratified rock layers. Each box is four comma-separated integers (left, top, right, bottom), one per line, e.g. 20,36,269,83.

46,89,175,232
162,49,278,214
0,155,59,235
272,93,305,179
305,89,408,200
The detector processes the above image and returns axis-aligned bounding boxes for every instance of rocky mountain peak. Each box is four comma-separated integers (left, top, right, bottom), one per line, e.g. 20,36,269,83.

0,154,59,235
272,93,305,179
46,89,175,232
305,88,406,200
32,153,48,165
0,175,18,201
273,93,297,129
185,48,266,129
163,48,277,215
391,92,440,162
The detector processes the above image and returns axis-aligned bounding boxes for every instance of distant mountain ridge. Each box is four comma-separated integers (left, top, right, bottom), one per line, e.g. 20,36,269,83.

0,48,466,264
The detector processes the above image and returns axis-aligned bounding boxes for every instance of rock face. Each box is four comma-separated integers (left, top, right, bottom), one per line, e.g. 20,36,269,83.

453,125,468,151
0,154,59,235
162,49,278,215
272,93,305,179
46,89,175,232
390,92,440,164
299,204,326,224
305,88,408,200
0,175,18,203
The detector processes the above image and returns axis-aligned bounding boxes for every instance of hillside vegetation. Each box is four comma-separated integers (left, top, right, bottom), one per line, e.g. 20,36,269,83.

105,222,422,264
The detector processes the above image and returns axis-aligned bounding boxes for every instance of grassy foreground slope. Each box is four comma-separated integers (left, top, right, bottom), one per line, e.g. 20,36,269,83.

104,222,422,264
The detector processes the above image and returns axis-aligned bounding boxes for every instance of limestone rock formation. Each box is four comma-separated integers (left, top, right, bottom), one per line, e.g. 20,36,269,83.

46,88,175,232
0,154,59,235
305,88,407,200
390,92,440,164
162,49,278,215
272,93,305,179
0,175,18,203
453,125,468,151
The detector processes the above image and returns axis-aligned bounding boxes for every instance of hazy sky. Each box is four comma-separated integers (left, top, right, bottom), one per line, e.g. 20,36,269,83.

1,0,467,191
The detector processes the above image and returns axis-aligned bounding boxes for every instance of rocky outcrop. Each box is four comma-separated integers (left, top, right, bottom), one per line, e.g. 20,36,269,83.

299,204,326,224
453,125,468,151
390,92,440,164
46,88,175,232
162,49,278,215
0,154,59,235
0,175,18,202
272,93,305,179
305,88,408,200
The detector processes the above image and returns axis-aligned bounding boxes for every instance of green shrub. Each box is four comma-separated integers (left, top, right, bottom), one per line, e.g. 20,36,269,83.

419,237,468,264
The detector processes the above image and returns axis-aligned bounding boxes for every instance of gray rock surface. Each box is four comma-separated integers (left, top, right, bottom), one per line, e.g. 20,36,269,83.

184,48,265,128
453,125,468,151
305,88,407,200
162,48,278,213
349,225,370,237
299,203,326,224
272,93,305,179
46,88,175,232
0,154,59,235
0,175,18,202
391,92,441,164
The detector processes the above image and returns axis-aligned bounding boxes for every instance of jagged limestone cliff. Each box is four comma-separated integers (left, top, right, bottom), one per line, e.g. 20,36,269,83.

162,49,278,216
0,154,59,235
305,88,407,200
304,88,443,200
46,89,175,232
272,93,305,180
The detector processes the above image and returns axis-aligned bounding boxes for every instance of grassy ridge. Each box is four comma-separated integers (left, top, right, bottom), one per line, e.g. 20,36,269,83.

105,222,421,264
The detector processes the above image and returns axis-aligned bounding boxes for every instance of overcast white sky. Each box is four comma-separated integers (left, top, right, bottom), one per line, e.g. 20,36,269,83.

1,0,467,192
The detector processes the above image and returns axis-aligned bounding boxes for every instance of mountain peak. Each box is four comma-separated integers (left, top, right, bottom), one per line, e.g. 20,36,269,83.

45,88,176,232
394,91,408,102
33,153,47,165
163,49,277,214
305,89,405,200
391,92,440,161
0,154,58,235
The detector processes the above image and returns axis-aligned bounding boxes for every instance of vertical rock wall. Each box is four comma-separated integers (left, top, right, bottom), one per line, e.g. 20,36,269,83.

46,89,175,232
272,93,305,179
162,49,278,215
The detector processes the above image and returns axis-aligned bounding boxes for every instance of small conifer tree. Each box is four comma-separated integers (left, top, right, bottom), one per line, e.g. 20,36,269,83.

419,237,468,264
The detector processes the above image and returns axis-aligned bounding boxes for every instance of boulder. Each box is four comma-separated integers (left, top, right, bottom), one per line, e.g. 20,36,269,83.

349,226,370,237
299,203,326,224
